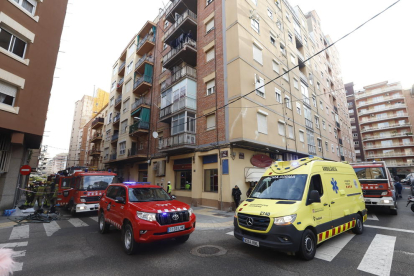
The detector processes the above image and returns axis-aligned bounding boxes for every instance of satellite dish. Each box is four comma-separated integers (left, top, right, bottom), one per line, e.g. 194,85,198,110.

152,132,159,139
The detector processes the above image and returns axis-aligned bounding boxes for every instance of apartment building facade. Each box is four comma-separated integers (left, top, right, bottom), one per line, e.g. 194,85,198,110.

52,153,67,173
346,82,365,162
67,89,109,167
355,81,414,176
102,0,354,210
0,0,67,210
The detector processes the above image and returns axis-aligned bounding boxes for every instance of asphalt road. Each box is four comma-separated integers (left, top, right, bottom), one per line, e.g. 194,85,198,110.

1,187,414,276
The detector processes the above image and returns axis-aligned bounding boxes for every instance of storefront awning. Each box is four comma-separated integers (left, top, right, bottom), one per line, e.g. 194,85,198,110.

245,167,267,182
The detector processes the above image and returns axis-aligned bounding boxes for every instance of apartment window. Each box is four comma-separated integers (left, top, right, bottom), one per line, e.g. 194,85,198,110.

125,80,132,94
275,88,282,103
206,114,216,130
111,81,116,91
319,101,323,110
257,113,268,134
253,44,263,64
206,19,215,33
299,130,304,142
286,12,290,21
126,61,133,74
285,96,291,109
326,107,329,115
13,0,37,15
296,102,301,115
304,36,308,46
127,43,136,58
348,109,354,114
251,0,258,5
282,68,289,82
207,79,215,95
270,35,276,46
280,43,286,56
255,74,265,98
315,116,320,129
0,80,18,107
332,144,334,153
325,142,329,151
112,65,118,76
353,133,358,138
288,125,294,139
288,32,293,43
204,169,218,192
322,120,326,130
121,119,128,134
251,19,260,33
347,102,353,108
291,54,296,66
293,78,299,90
309,73,313,85
317,82,320,90
119,142,126,155
267,8,273,19
334,129,338,139
109,97,114,107
276,20,282,30
123,99,130,114
272,60,280,73
312,96,317,108
328,124,331,132
0,27,27,59
163,43,168,50
275,0,281,9
206,47,215,62
354,141,359,146
164,20,169,29
278,122,285,136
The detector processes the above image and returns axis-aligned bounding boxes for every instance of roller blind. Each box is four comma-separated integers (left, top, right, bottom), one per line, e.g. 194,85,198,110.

0,80,17,97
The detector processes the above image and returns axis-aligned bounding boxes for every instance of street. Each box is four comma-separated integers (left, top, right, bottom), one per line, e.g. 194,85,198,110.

1,187,413,276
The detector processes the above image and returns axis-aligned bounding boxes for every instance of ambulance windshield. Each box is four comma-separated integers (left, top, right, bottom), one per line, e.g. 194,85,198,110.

353,167,386,180
251,174,308,201
79,176,115,191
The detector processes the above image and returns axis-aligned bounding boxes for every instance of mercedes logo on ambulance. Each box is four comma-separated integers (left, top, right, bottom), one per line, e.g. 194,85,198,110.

246,217,254,226
172,213,179,220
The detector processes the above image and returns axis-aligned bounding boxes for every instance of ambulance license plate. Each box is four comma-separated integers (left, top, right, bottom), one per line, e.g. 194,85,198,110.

243,238,259,247
168,225,185,233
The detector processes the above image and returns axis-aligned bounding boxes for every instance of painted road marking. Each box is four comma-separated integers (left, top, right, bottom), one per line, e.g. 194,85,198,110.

0,241,28,272
358,234,396,276
13,262,23,272
43,221,61,237
226,231,234,236
90,217,99,222
9,225,29,240
315,233,355,261
0,242,28,248
11,250,26,258
367,213,379,221
365,225,414,234
68,218,89,227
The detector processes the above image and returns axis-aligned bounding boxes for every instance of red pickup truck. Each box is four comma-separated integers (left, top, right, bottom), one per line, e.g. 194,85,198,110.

98,182,196,254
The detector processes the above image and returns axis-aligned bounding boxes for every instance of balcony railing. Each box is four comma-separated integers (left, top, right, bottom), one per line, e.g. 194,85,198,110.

160,65,197,92
296,49,305,64
299,71,308,84
133,75,153,90
111,133,119,142
164,9,197,40
114,95,122,106
305,119,313,129
365,142,414,150
117,78,124,88
361,123,412,133
90,133,103,142
129,121,150,134
385,162,414,167
113,114,120,124
158,132,196,150
92,117,104,129
358,104,407,115
135,54,154,71
355,84,403,99
160,97,197,119
131,98,150,111
366,151,414,159
362,132,413,141
163,38,197,65
360,113,409,124
89,148,102,156
128,147,146,157
165,0,180,16
357,94,404,108
137,34,156,51
118,61,126,73
308,145,316,155
302,96,310,107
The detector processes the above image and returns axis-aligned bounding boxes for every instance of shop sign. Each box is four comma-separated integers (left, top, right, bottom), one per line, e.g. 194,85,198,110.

250,154,273,168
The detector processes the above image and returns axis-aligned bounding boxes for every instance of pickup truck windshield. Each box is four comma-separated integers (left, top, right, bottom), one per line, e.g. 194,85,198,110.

129,188,171,202
250,174,308,201
79,176,114,191
354,167,386,180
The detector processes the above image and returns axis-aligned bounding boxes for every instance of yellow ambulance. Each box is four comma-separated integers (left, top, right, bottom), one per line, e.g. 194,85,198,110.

234,156,367,260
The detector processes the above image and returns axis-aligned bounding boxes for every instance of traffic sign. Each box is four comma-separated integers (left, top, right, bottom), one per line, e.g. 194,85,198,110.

20,165,32,175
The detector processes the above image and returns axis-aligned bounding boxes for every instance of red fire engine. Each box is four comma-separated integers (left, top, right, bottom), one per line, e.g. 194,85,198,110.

56,169,116,215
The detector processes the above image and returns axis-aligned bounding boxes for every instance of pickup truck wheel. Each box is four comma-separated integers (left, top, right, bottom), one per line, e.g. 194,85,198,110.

352,215,364,235
297,229,316,261
122,223,138,255
175,235,190,243
99,212,110,234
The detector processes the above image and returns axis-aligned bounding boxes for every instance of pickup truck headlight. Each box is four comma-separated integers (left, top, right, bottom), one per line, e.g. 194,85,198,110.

274,214,297,226
136,212,156,222
188,208,193,217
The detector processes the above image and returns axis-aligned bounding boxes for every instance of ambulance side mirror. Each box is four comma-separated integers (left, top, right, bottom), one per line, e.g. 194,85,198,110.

308,190,321,205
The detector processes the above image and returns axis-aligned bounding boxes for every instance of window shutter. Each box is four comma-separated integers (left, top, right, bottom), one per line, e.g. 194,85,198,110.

206,48,215,61
207,114,216,129
206,20,214,33
0,81,17,97
257,113,267,134
253,44,263,64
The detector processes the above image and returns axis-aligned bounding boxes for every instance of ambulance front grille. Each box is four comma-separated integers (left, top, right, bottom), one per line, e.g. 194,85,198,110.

238,213,270,231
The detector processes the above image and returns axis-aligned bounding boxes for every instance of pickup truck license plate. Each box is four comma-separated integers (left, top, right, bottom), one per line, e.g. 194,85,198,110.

168,225,185,233
243,238,259,247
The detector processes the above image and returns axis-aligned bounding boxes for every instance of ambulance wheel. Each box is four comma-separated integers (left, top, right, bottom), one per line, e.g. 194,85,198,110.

175,235,190,243
122,223,138,255
352,214,364,235
297,229,316,261
98,212,110,234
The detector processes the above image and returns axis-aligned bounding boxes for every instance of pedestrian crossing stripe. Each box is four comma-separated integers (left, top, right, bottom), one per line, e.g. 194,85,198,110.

318,220,356,243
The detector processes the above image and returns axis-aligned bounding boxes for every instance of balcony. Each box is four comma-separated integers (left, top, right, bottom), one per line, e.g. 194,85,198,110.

164,10,197,45
163,38,197,69
137,34,156,56
165,0,198,23
114,95,122,109
308,145,316,155
385,162,414,168
365,142,414,150
116,78,124,92
305,119,313,129
126,147,147,162
158,132,196,153
91,118,104,129
131,98,150,115
358,104,407,116
356,94,404,108
90,133,103,143
118,61,126,76
113,114,120,125
339,139,343,145
334,106,338,113
355,84,403,100
129,121,150,136
294,30,303,47
336,122,340,129
89,148,102,156
366,151,414,159
111,133,119,143
362,132,413,141
297,49,305,67
110,153,117,161
159,97,196,122
133,75,153,96
135,54,154,75
160,65,196,92
361,123,412,133
299,71,308,85
360,113,409,125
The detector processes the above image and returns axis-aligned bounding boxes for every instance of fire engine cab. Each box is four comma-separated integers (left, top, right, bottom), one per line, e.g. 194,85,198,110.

56,169,116,215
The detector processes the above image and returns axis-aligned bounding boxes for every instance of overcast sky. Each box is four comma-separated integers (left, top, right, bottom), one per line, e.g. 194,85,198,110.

43,0,412,158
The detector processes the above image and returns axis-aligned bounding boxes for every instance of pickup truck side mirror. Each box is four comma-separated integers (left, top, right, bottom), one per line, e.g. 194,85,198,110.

307,190,321,205
115,196,125,204
171,195,176,200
